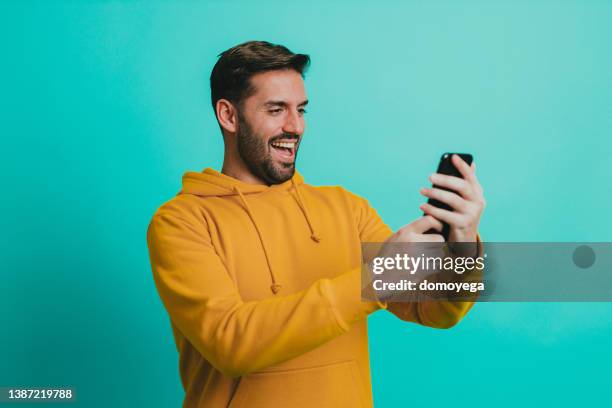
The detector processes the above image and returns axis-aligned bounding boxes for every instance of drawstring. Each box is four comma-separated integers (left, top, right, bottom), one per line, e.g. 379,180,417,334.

291,179,322,243
234,186,282,295
233,179,321,295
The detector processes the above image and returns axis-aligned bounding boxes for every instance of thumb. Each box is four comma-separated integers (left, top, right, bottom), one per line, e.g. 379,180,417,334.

405,215,443,234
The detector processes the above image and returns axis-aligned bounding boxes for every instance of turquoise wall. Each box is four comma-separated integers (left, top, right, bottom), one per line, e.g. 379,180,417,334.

1,1,611,406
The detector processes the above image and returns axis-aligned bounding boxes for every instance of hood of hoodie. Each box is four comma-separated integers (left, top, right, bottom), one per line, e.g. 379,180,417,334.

178,167,319,295
180,167,304,197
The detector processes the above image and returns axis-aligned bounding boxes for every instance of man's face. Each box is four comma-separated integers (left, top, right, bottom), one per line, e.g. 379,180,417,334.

235,69,308,185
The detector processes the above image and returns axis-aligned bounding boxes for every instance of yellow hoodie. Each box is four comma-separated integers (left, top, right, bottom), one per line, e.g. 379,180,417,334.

146,168,480,408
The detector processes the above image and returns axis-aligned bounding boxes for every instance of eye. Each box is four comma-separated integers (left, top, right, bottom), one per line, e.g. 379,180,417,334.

268,108,282,114
298,108,308,115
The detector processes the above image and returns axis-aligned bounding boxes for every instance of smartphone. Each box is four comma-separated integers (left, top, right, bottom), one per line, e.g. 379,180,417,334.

424,153,474,241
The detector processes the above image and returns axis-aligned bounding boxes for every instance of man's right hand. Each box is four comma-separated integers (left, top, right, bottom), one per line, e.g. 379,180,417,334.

364,216,447,302
386,215,445,245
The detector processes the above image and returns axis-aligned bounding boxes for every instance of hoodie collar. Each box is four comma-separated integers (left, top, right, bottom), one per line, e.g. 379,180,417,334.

180,167,304,197
179,168,319,295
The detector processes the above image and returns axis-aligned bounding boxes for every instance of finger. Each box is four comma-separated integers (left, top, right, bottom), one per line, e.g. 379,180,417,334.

468,169,484,196
425,218,444,232
420,187,468,212
428,174,476,201
409,215,444,234
452,154,477,184
419,202,463,226
454,155,484,196
413,233,445,243
405,215,444,234
472,176,484,197
467,160,482,185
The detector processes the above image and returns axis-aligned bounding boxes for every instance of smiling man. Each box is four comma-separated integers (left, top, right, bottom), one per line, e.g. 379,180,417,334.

221,68,307,185
147,40,485,408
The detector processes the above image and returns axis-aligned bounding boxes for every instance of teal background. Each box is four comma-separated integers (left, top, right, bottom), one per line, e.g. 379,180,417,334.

1,0,611,406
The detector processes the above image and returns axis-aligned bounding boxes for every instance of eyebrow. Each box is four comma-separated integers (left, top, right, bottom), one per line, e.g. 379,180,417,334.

263,100,309,108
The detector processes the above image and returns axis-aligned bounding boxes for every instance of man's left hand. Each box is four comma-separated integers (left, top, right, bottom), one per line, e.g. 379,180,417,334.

418,154,486,244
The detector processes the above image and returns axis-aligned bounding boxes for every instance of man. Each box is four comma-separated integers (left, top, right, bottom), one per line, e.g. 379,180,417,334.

147,40,485,407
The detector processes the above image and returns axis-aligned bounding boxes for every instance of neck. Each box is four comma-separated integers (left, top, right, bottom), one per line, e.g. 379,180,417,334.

221,148,268,186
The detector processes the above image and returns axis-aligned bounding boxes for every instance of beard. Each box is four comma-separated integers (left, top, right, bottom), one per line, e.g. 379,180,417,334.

236,110,299,185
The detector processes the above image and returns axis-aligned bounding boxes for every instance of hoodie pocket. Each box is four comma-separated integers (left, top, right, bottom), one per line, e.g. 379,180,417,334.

228,360,366,408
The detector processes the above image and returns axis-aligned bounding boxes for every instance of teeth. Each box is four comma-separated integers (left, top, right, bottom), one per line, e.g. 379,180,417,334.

271,142,296,149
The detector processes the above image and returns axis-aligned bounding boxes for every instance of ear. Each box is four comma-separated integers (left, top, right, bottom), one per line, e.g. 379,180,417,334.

216,99,238,134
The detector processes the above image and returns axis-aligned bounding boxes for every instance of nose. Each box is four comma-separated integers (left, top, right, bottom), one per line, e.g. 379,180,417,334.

282,109,305,136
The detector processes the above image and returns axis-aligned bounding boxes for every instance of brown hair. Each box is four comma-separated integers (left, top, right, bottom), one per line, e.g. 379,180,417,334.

210,40,310,112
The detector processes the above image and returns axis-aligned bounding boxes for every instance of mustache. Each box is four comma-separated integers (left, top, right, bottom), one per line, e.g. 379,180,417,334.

269,134,300,143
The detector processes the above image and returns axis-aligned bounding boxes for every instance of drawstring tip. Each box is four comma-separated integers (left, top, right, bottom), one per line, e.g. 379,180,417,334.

271,283,282,294
310,234,321,243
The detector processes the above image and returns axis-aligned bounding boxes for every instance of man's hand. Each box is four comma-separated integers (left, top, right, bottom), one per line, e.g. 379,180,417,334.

374,215,446,275
418,154,486,244
364,216,447,302
388,215,445,244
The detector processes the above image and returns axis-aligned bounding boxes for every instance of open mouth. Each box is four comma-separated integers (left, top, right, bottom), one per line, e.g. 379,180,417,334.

270,139,298,162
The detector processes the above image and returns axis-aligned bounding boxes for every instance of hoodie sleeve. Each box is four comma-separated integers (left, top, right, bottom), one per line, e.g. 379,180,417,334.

349,190,482,329
146,204,382,379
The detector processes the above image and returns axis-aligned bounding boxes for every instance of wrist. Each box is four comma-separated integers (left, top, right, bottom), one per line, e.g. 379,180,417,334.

448,232,479,258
